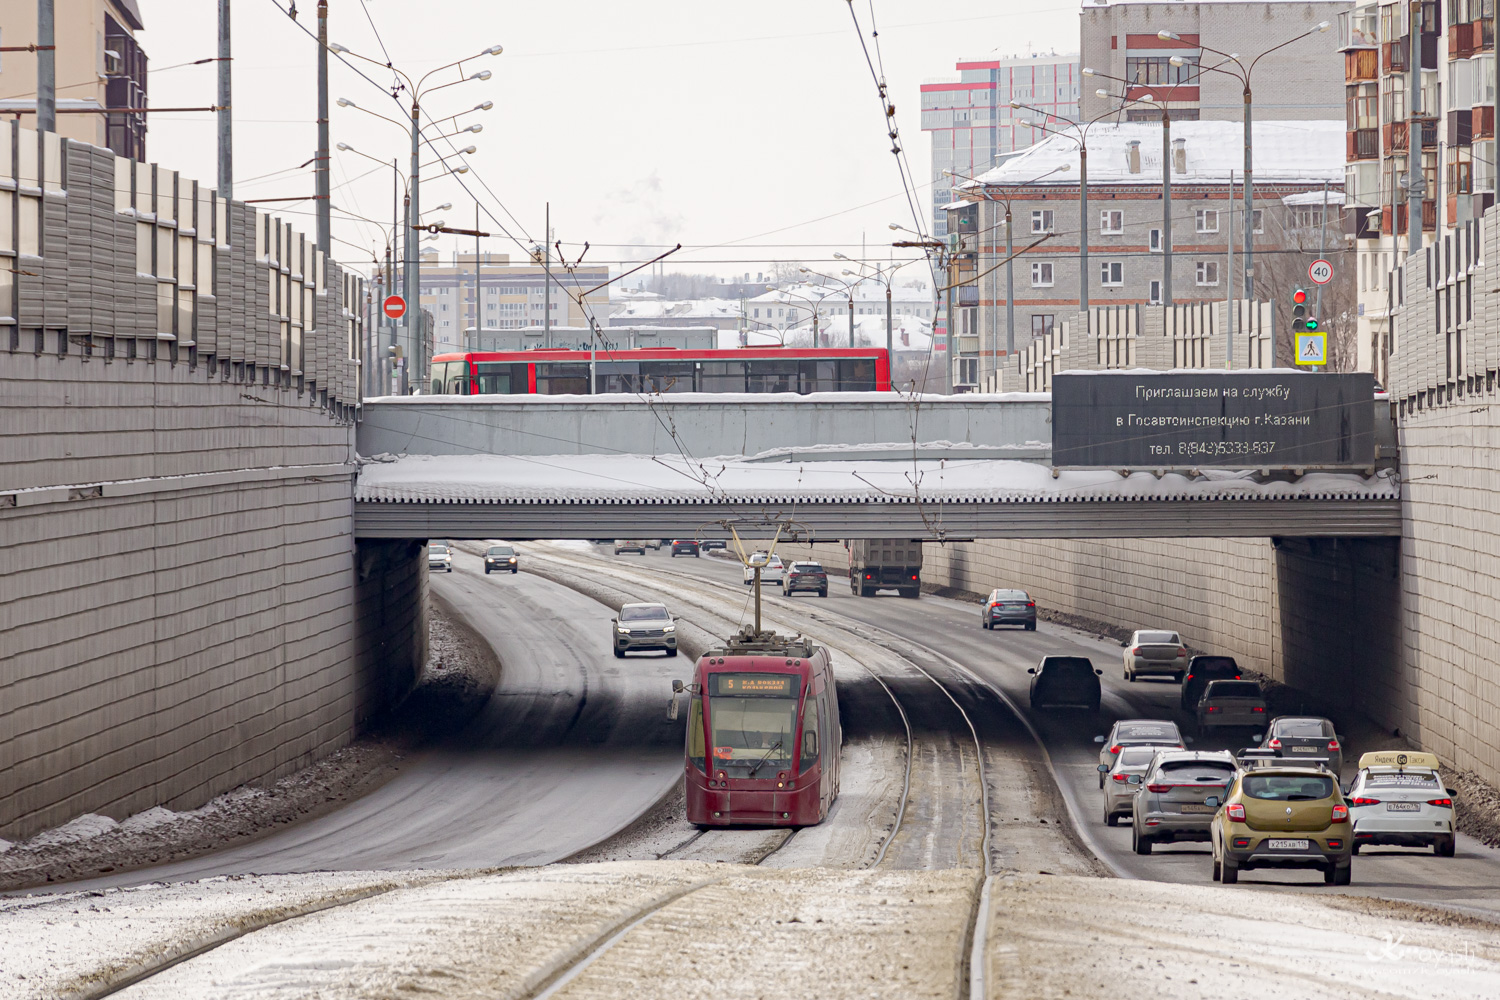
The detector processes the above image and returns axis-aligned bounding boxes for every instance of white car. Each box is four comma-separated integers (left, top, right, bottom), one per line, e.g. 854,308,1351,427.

1099,745,1161,826
427,542,453,573
1095,719,1187,788
1347,751,1456,856
743,554,785,586
1121,629,1188,682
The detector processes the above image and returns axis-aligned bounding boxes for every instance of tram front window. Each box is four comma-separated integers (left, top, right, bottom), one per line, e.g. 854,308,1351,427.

705,672,799,777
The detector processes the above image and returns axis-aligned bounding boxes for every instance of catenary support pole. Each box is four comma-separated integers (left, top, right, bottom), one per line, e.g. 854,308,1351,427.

315,1,330,254
217,0,232,199
405,98,420,395
1005,205,1015,358
36,0,55,134
544,201,552,348
1242,83,1253,301
1227,169,1235,369
1162,108,1173,306
1079,143,1089,313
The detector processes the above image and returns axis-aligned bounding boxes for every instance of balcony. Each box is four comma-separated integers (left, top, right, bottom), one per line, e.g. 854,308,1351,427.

1383,120,1409,154
1450,21,1479,59
1345,47,1379,81
1383,38,1406,73
1449,109,1474,146
1349,128,1379,160
1420,119,1439,147
1381,201,1438,234
1475,104,1495,139
1345,205,1379,240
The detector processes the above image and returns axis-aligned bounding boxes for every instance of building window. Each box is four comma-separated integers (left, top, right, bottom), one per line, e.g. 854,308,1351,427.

1250,209,1264,234
1125,55,1199,86
1031,209,1054,233
1100,261,1123,286
956,357,978,385
1196,261,1220,286
1149,228,1162,252
1100,209,1124,234
1195,209,1218,233
1031,314,1055,337
1031,261,1054,286
1149,280,1161,304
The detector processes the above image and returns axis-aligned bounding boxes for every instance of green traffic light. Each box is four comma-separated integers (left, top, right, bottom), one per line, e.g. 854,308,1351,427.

1304,318,1320,332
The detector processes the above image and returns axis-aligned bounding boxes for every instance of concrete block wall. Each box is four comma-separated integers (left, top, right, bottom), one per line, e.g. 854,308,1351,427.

0,354,425,840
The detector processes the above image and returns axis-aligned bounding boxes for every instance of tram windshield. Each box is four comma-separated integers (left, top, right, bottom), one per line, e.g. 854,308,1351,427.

705,672,799,777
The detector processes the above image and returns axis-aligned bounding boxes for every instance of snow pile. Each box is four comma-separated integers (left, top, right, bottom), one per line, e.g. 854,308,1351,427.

23,813,119,849
356,453,1400,505
118,807,182,834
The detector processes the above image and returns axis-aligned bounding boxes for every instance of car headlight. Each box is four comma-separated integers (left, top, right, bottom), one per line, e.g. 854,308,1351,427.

663,625,675,633
616,626,630,634
508,558,517,563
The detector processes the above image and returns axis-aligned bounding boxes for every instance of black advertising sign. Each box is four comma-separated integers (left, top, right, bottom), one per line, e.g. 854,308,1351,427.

1052,372,1376,468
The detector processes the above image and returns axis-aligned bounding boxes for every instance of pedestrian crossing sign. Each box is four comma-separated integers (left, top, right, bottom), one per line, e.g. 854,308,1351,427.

1296,333,1327,366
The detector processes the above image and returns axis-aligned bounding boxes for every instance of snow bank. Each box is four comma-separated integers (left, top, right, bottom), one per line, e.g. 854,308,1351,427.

356,453,1399,505
23,814,118,849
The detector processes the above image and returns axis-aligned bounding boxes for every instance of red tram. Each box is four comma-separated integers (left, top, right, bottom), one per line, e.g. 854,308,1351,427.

678,628,841,827
427,346,891,395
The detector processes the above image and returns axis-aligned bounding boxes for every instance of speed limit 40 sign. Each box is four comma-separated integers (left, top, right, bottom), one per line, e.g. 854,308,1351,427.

1308,259,1333,285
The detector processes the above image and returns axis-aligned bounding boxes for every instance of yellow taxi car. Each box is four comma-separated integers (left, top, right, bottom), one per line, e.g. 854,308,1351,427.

1211,762,1353,885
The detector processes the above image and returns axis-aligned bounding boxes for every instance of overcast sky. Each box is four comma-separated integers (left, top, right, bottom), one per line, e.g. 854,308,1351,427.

138,1,1078,280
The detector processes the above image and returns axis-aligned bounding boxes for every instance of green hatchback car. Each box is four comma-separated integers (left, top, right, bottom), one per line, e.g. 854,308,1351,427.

1211,765,1353,886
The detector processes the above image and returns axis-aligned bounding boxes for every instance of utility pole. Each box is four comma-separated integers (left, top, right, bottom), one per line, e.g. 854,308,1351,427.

315,0,330,254
1315,178,1328,327
473,202,481,352
544,201,551,347
405,96,420,395
1162,115,1173,306
36,0,55,134
1227,169,1235,369
1079,141,1090,314
217,0,232,199
1242,81,1254,301
885,280,892,364
847,290,855,348
1005,205,1015,358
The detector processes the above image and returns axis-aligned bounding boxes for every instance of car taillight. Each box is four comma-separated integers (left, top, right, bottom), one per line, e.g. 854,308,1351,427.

1206,706,1221,713
1026,602,1035,608
1109,745,1121,754
911,574,918,580
1226,803,1245,822
1326,739,1341,752
1184,674,1195,682
1112,773,1129,782
1251,706,1266,713
1427,798,1453,808
1130,647,1140,655
1177,649,1187,657
1268,738,1281,749
1331,804,1349,823
865,573,873,579
1146,783,1170,793
989,602,1000,608
1350,797,1381,806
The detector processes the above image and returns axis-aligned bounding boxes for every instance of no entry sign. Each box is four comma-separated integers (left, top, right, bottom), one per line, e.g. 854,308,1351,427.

382,295,407,320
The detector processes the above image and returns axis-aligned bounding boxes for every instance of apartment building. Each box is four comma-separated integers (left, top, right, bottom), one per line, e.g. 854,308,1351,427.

0,0,147,159
921,52,1081,237
1078,0,1346,124
1340,0,1495,383
950,119,1344,386
411,250,609,356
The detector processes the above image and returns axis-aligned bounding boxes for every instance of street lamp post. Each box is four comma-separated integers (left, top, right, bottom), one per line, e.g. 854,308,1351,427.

800,267,859,347
332,42,501,391
837,255,925,363
1159,22,1330,311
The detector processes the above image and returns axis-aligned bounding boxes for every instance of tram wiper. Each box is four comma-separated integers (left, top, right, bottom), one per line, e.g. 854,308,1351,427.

747,740,783,777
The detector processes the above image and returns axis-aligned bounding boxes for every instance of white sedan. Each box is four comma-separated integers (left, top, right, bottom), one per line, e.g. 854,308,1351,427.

743,554,785,586
1347,751,1456,856
1099,745,1162,826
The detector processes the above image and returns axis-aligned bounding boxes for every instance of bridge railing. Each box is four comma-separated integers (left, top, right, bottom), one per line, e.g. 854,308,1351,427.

0,123,364,421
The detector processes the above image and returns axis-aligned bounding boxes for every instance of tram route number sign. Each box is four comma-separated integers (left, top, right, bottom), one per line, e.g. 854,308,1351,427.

1052,371,1376,468
709,673,797,697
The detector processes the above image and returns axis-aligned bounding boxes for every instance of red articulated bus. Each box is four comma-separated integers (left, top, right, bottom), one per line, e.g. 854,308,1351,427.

675,627,841,827
427,346,891,395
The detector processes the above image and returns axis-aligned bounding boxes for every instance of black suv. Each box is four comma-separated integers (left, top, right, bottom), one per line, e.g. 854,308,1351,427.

1028,656,1102,712
783,562,829,597
671,539,700,557
1180,655,1241,709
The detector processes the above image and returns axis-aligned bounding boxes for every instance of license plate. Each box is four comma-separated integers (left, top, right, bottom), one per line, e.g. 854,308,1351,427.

1267,839,1309,851
1290,746,1318,753
1179,804,1217,814
1386,802,1420,812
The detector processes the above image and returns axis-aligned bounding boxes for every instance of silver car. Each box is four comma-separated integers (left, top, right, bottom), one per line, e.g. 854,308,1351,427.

1095,719,1187,788
1129,750,1238,854
427,542,453,573
1120,629,1188,682
612,602,678,658
1100,745,1161,826
1197,679,1268,733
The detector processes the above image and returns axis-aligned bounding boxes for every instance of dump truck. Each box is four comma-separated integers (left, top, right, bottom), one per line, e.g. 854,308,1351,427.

846,539,923,598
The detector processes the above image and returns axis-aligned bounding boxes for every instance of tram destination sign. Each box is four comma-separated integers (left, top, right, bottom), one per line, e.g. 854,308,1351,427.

1052,372,1376,468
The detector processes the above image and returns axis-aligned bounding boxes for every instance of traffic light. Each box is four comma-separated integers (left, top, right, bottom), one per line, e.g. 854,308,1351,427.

1303,316,1320,332
1292,287,1308,325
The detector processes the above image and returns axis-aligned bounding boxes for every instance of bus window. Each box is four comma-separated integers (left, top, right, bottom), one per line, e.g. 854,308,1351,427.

537,362,590,395
800,695,821,771
445,364,469,395
640,361,695,393
687,695,705,771
747,360,798,393
799,359,837,393
699,361,746,393
476,362,526,394
837,358,876,392
429,361,451,395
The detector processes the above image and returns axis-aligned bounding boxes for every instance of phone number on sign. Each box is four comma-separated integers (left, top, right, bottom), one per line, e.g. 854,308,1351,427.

1176,440,1278,456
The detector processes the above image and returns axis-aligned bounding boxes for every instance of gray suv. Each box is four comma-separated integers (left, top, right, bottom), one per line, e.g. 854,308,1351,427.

1129,750,1238,855
612,602,678,658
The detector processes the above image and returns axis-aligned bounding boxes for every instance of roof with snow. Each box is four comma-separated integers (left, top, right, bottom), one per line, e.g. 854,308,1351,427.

969,120,1345,189
747,279,932,306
